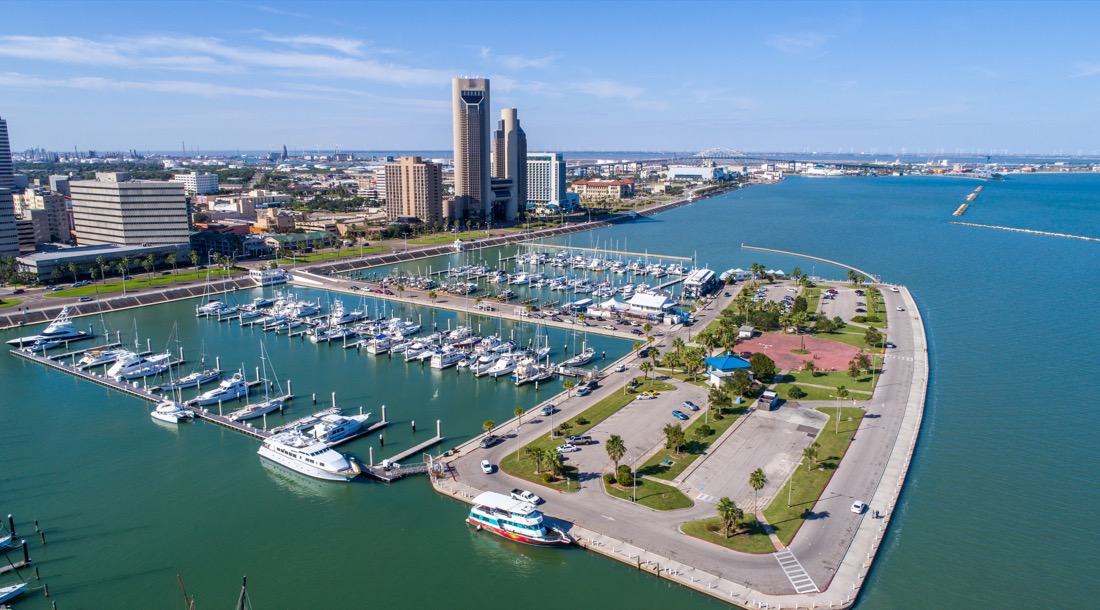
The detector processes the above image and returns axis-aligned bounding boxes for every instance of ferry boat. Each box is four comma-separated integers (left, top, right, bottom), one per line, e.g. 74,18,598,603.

257,431,361,481
150,400,194,424
466,491,571,547
7,306,93,347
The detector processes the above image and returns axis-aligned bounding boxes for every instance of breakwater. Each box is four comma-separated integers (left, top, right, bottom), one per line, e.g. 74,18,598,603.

950,221,1100,242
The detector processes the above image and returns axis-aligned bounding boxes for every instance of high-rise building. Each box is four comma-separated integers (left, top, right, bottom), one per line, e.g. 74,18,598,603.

70,172,189,246
383,156,443,224
526,152,568,209
172,171,219,195
14,188,70,242
0,116,20,257
452,77,491,221
492,108,527,220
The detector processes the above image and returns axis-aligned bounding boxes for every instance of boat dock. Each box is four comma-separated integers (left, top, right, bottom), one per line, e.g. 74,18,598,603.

360,420,444,482
188,406,276,440
527,243,694,262
10,348,171,403
48,341,123,362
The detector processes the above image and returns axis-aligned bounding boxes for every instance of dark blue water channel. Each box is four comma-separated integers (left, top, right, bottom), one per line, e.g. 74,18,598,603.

2,174,1098,607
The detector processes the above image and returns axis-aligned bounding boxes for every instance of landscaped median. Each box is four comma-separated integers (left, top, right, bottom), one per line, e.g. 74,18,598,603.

45,268,241,298
0,297,22,309
499,379,675,493
604,476,693,510
277,245,387,264
682,406,866,552
638,403,749,481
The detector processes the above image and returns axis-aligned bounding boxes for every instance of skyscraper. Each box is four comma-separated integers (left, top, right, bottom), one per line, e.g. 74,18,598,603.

492,108,527,220
70,172,189,246
452,78,491,221
526,152,568,210
0,116,20,257
384,156,443,225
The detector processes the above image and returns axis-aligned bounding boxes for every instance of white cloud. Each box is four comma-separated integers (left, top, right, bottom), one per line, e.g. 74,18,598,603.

480,48,557,70
1073,62,1100,77
0,71,306,99
768,33,829,55
262,35,365,56
572,78,644,100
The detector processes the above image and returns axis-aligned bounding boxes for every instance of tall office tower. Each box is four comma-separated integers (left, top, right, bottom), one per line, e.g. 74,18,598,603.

492,108,527,220
383,156,443,224
452,77,491,220
70,172,189,246
526,152,567,208
0,116,20,257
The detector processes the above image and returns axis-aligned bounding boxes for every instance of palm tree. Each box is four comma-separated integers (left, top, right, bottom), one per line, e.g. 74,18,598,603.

847,269,857,285
189,250,199,268
663,423,685,454
525,446,546,474
647,346,660,369
683,347,705,381
482,419,495,435
716,497,743,538
67,262,78,283
142,254,155,278
749,468,767,513
791,267,802,283
802,442,820,470
837,386,850,401
545,450,565,477
708,385,731,418
632,341,642,355
638,361,653,380
514,407,524,427
427,290,437,304
605,434,626,472
671,337,685,370
95,255,107,283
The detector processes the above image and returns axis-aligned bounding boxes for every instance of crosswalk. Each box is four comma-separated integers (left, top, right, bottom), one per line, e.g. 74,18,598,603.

774,548,819,594
885,354,913,361
696,492,719,504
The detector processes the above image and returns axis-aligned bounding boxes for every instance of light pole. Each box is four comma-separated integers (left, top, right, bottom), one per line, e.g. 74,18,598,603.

789,462,802,506
830,394,840,434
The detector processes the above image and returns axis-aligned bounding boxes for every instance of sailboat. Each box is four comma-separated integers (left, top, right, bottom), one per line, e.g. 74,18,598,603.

159,341,221,391
227,343,288,422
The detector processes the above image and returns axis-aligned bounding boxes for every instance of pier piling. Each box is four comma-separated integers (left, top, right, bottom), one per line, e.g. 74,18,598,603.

7,514,13,538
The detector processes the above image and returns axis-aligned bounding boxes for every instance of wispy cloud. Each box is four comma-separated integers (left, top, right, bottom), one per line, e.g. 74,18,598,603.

480,47,557,70
262,35,364,56
572,78,644,100
0,71,304,99
1073,62,1100,77
0,34,451,85
768,32,829,55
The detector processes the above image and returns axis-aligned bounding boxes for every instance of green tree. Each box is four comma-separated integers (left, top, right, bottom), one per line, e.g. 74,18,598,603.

802,442,820,470
864,327,883,350
605,434,626,472
729,368,752,397
716,497,744,538
67,262,78,283
525,446,547,474
514,407,525,427
708,384,731,418
545,450,565,476
638,360,653,380
95,255,107,282
632,341,642,355
562,380,576,396
787,385,807,399
648,345,660,368
427,290,438,304
837,385,850,400
749,352,777,382
682,346,705,381
803,360,817,377
749,468,768,513
663,422,686,454
855,353,873,374
142,254,155,277
848,358,862,378
189,250,199,268
482,419,495,435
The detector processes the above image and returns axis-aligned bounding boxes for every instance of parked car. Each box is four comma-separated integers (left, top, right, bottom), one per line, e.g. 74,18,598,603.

615,364,627,373
885,342,896,349
889,287,900,293
851,500,866,514
349,285,360,291
682,400,700,411
511,489,543,504
671,410,689,421
567,435,595,445
631,328,644,335
540,404,555,416
556,443,578,453
603,324,616,330
51,286,64,291
11,288,24,294
855,308,866,313
636,393,656,401
480,460,493,474
575,386,591,397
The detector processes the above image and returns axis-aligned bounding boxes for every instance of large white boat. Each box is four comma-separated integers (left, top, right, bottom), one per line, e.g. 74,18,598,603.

430,347,465,369
365,335,394,355
257,432,361,481
563,347,596,367
227,395,285,422
486,354,517,378
150,400,194,424
190,373,248,406
107,350,170,379
308,412,371,445
7,306,93,347
158,367,221,391
471,353,500,377
77,347,128,369
466,491,571,547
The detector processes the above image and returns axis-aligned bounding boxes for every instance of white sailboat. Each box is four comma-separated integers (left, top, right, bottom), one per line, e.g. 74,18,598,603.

226,343,287,421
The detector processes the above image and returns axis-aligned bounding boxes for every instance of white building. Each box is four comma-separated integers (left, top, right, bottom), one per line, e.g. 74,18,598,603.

526,152,570,214
665,166,727,181
172,171,219,195
71,172,189,246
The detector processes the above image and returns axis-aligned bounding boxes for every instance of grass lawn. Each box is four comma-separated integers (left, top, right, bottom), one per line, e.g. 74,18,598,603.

277,246,387,264
780,369,876,393
500,379,673,493
773,383,870,401
681,515,775,554
814,329,871,351
409,234,463,245
761,407,865,546
0,298,23,309
639,405,748,481
46,268,239,298
659,370,710,389
604,477,693,510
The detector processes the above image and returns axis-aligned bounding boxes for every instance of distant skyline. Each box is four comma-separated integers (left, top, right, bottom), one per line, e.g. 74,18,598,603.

2,0,1099,155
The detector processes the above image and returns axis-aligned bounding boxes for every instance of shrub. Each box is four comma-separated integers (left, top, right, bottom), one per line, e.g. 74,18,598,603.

575,417,589,425
542,473,555,483
695,424,715,438
851,315,867,323
788,385,807,399
617,464,632,477
616,470,634,487
603,472,617,486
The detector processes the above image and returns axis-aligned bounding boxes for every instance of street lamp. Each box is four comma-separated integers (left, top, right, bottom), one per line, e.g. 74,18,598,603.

830,394,840,434
788,462,802,506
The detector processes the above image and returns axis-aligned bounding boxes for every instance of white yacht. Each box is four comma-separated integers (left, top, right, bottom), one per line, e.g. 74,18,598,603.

309,412,371,445
76,347,128,369
257,431,361,481
430,347,465,369
564,347,596,367
471,353,500,377
7,306,93,347
159,367,221,391
226,395,285,422
150,400,194,424
195,300,226,318
486,354,517,378
190,373,249,406
107,350,171,380
365,335,394,355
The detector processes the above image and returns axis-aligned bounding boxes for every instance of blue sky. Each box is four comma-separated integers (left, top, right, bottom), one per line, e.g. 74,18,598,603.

2,0,1099,155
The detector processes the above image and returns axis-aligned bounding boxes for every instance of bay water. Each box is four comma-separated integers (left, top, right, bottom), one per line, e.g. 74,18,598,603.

2,174,1097,607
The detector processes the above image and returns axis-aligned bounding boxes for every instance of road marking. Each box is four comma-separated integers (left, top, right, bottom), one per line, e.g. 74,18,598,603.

696,493,719,504
774,548,819,594
885,354,913,361
601,515,615,521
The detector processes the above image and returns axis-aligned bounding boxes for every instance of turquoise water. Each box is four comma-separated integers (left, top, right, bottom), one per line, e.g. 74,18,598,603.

2,174,1098,607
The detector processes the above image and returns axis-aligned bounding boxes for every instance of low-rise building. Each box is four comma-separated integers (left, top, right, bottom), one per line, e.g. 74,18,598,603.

572,178,635,202
262,231,337,252
15,243,190,280
703,353,753,389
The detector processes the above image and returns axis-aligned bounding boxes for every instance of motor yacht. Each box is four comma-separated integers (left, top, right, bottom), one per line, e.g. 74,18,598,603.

190,373,249,406
150,400,194,424
7,306,93,347
257,431,361,481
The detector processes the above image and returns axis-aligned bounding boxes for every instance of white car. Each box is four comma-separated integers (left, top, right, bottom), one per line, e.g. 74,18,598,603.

511,489,543,504
480,460,493,474
851,500,866,514
896,305,905,311
889,287,900,293
556,443,578,453
636,393,656,401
